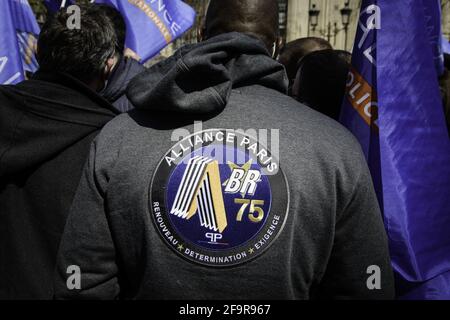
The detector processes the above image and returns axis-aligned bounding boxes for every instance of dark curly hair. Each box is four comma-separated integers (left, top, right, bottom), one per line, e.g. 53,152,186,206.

37,4,119,82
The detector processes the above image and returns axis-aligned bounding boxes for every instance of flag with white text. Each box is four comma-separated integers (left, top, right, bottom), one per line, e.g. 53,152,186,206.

44,0,196,62
0,0,40,85
340,0,450,299
96,0,196,62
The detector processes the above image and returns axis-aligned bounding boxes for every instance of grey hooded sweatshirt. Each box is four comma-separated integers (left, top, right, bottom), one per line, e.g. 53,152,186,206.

54,33,394,300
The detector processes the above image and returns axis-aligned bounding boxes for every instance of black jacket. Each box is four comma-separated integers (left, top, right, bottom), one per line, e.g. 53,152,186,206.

55,33,395,300
0,72,119,299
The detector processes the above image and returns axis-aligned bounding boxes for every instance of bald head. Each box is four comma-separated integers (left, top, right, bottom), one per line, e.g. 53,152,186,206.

205,0,279,52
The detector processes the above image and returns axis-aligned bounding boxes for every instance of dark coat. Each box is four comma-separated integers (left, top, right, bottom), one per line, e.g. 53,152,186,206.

0,71,119,299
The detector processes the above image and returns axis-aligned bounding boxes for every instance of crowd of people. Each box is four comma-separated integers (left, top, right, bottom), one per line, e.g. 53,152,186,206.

0,0,449,300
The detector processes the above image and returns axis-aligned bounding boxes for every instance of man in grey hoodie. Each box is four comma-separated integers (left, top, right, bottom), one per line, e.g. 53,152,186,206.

54,0,394,300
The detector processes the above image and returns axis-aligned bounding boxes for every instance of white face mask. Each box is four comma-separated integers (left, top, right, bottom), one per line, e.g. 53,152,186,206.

271,42,277,58
101,57,118,91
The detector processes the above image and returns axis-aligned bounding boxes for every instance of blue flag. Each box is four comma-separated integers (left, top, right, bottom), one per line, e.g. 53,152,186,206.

44,0,196,62
0,0,40,85
423,0,445,76
95,0,196,62
43,0,76,13
340,0,450,299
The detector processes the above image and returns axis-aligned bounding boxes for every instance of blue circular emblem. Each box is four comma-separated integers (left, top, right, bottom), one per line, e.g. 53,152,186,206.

150,129,289,267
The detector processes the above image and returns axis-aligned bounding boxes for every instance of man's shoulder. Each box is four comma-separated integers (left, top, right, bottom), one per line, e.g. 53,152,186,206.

96,112,134,142
231,85,361,153
94,110,153,153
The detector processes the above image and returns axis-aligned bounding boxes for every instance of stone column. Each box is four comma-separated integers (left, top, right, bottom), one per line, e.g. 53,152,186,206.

286,0,310,42
443,1,450,39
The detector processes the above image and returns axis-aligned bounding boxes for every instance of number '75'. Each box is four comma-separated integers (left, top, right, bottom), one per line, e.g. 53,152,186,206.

234,199,265,223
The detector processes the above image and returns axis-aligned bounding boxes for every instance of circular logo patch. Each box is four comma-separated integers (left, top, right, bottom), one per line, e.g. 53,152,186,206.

150,129,289,267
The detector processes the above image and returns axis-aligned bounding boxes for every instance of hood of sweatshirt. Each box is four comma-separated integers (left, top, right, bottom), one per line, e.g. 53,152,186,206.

0,71,119,179
127,32,288,114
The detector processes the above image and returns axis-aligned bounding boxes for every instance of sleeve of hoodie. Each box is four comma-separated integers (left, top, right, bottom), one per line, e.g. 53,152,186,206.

54,138,119,300
315,149,395,300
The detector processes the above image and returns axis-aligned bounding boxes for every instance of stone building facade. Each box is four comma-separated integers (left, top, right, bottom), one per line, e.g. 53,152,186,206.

443,1,450,39
285,0,361,51
285,0,450,50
